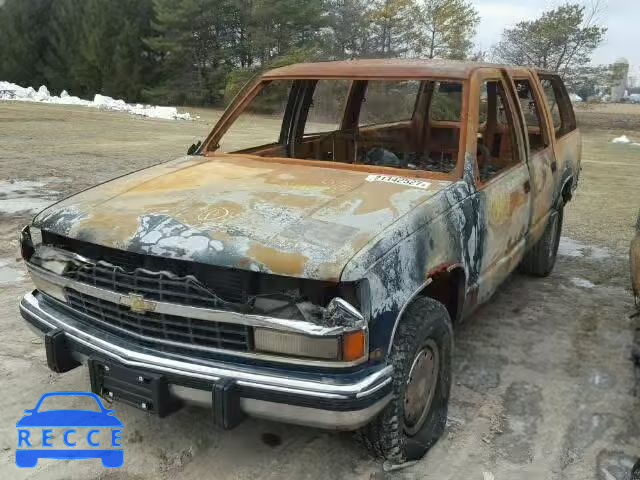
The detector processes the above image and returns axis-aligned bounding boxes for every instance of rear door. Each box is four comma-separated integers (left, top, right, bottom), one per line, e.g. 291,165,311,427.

538,74,581,195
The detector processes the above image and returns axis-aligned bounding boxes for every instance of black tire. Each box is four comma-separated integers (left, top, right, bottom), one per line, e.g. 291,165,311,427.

359,297,453,463
519,205,563,277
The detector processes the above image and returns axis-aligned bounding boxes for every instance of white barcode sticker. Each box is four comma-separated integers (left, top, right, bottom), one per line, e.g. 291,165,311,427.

365,174,431,189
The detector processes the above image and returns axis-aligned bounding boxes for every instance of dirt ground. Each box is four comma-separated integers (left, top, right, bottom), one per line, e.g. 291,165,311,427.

0,101,639,480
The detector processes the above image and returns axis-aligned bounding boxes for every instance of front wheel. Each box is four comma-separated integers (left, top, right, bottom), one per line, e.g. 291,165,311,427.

520,205,563,277
359,297,453,463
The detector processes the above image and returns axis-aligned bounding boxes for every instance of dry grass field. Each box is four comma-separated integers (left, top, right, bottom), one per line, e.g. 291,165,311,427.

0,101,639,480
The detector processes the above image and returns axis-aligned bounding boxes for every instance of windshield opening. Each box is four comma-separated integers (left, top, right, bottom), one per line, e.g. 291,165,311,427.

212,78,464,176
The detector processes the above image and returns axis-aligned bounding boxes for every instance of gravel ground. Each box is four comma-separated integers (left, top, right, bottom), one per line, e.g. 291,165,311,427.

0,101,638,480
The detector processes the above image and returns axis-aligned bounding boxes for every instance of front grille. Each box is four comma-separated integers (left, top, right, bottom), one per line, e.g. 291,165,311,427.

43,232,250,303
66,289,253,352
65,262,235,310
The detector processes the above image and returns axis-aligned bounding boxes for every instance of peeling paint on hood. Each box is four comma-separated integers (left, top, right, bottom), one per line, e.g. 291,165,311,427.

34,155,452,280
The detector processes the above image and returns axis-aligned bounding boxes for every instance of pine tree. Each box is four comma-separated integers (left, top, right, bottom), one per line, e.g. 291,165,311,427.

145,0,237,105
43,0,86,95
0,0,54,86
414,0,480,59
326,0,372,59
368,0,419,57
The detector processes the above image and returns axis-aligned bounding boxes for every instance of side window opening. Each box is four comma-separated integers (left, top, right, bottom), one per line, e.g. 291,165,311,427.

358,80,420,126
303,80,351,135
540,75,576,138
477,80,521,182
541,79,562,130
430,82,463,122
354,80,461,173
514,78,548,152
218,80,292,153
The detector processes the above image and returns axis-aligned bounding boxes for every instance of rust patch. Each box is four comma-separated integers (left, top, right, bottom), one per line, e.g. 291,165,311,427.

176,201,245,225
353,184,399,215
72,210,138,245
509,189,527,211
128,160,272,194
253,191,322,209
247,243,309,276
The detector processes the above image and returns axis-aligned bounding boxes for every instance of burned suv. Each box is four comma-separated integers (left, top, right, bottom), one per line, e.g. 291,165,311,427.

20,59,580,462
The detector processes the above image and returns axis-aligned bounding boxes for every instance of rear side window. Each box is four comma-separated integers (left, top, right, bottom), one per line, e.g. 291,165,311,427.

514,78,549,152
359,80,420,126
430,82,463,122
304,80,351,135
540,75,576,138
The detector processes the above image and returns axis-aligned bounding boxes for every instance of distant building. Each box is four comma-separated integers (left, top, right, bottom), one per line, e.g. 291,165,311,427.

611,57,629,102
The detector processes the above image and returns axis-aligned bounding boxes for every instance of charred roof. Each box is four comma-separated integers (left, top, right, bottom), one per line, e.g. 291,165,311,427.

263,59,538,80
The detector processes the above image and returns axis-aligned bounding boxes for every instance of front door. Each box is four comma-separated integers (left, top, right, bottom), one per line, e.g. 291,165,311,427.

471,71,532,303
513,74,557,239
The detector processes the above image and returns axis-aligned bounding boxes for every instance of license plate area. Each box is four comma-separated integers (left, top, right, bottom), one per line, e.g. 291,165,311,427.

88,359,181,417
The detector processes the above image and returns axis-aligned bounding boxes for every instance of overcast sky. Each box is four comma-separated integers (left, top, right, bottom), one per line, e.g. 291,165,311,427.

474,0,639,75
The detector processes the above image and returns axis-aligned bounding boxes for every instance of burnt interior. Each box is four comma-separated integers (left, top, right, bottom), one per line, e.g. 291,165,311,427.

213,78,464,176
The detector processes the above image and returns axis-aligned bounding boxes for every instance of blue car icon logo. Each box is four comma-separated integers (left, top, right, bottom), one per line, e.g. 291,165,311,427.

16,391,123,468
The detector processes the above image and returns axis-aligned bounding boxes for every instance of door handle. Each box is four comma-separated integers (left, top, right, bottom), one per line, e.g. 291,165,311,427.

550,160,557,172
523,180,531,193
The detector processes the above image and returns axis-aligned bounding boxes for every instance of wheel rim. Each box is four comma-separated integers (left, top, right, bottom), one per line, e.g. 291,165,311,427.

403,339,440,435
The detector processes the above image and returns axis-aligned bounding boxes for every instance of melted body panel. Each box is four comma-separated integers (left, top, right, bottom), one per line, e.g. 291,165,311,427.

34,154,451,281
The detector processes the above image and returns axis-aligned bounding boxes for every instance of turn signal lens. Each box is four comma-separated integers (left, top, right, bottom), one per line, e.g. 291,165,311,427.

342,330,366,362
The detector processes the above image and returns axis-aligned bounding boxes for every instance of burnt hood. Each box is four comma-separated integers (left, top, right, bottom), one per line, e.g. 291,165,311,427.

34,154,451,281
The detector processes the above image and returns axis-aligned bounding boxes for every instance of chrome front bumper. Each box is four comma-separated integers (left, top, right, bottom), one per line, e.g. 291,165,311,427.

20,291,393,430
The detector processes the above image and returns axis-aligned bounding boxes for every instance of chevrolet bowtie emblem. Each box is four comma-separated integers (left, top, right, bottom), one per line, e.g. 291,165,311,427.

123,293,157,313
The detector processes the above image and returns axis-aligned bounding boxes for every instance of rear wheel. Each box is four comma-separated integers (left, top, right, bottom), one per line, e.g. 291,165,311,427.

359,297,453,463
520,205,563,277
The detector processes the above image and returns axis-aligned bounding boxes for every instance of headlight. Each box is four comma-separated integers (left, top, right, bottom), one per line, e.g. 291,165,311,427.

254,329,339,360
253,328,366,362
253,296,368,363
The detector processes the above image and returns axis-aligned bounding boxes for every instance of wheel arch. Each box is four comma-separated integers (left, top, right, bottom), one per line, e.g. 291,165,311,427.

387,263,466,354
560,173,574,205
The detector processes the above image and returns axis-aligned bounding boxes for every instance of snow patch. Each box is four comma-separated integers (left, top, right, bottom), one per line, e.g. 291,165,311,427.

571,277,595,288
0,180,58,214
611,135,631,144
0,258,25,284
558,237,610,260
568,93,582,103
0,81,191,121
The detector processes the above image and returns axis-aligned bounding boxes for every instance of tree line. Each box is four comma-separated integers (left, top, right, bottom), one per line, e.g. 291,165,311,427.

0,0,608,107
